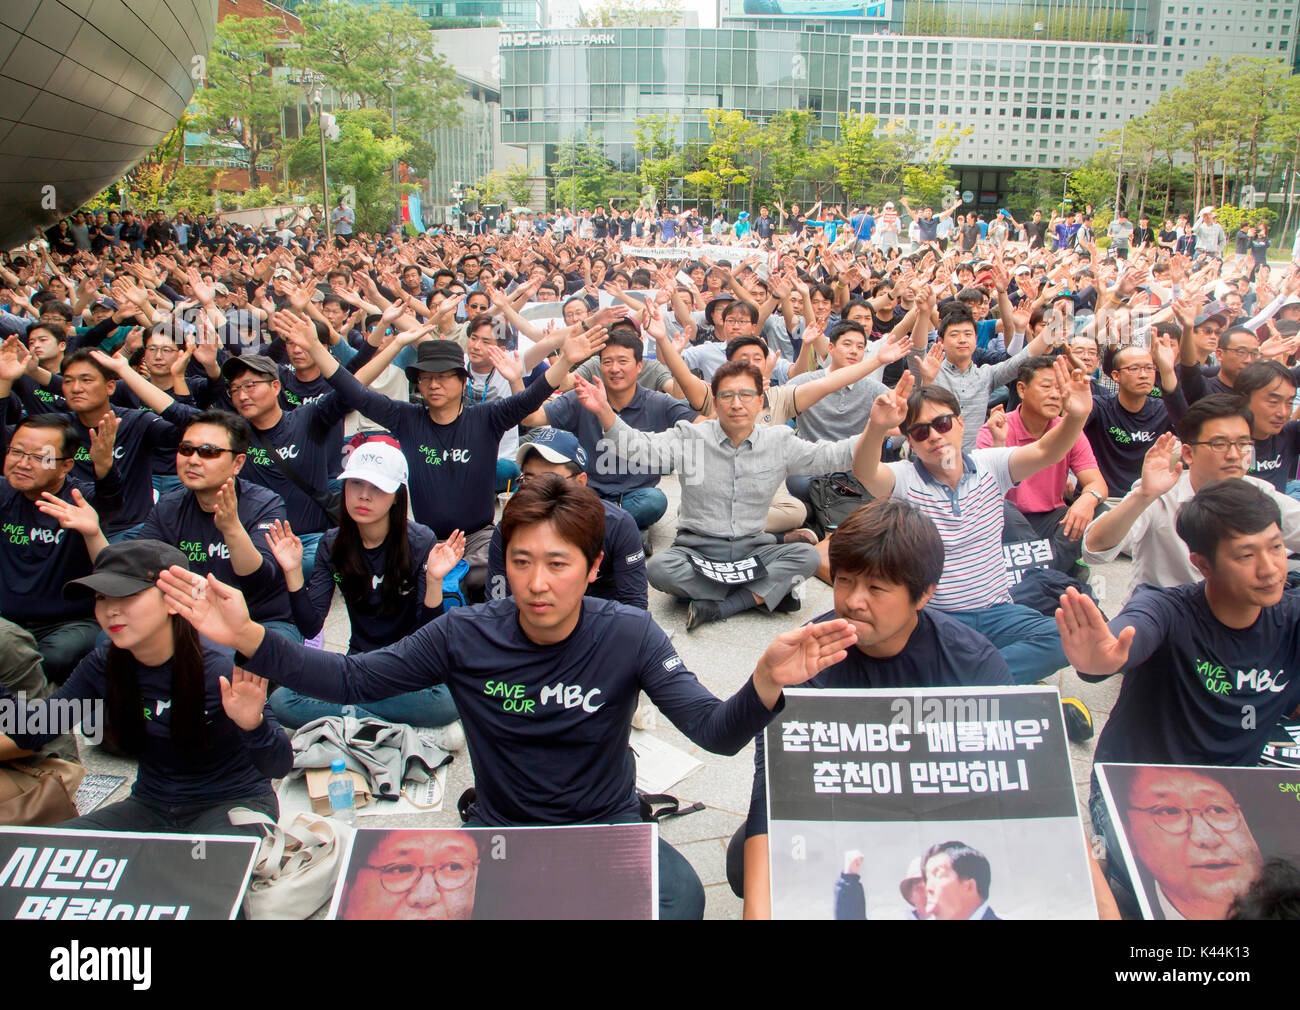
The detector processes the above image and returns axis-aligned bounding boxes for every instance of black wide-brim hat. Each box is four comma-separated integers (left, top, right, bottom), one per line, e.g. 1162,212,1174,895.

405,339,469,385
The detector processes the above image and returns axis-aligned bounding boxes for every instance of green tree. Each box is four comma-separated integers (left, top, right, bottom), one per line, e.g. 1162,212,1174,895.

550,131,637,208
288,1,463,135
690,109,757,212
576,0,684,26
286,108,410,232
476,164,536,207
192,16,300,189
633,114,683,207
902,121,968,206
761,110,819,209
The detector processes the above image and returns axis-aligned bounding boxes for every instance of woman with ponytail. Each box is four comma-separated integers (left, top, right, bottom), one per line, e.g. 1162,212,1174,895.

0,540,291,834
265,436,466,750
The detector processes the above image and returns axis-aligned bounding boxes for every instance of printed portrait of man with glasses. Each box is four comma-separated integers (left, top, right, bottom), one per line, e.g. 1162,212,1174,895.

1114,766,1263,920
338,829,482,921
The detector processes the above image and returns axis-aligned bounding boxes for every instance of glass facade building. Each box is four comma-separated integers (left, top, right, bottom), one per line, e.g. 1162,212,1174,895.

499,27,852,170
496,0,1297,201
281,0,546,30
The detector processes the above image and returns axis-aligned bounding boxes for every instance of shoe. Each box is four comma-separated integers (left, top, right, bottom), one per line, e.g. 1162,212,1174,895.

641,530,655,559
425,720,467,752
782,528,818,545
686,600,722,632
773,592,802,614
1060,698,1094,743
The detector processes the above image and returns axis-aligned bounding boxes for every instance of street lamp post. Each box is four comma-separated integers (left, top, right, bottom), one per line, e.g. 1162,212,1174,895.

1114,117,1127,213
384,81,401,232
315,89,331,242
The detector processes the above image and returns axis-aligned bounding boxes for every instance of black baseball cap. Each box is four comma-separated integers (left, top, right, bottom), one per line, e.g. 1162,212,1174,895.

64,540,188,600
405,339,469,384
222,354,279,381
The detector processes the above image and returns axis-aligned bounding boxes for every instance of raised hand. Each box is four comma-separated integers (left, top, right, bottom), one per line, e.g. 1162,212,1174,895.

36,487,100,538
870,369,914,429
874,328,914,366
753,618,859,695
572,372,610,415
1053,355,1093,420
559,324,607,366
0,334,29,382
984,404,1008,446
219,666,268,731
918,339,945,384
212,477,240,535
88,347,130,378
1055,587,1135,677
1138,431,1184,499
486,344,524,385
265,519,304,575
426,529,466,581
88,411,119,475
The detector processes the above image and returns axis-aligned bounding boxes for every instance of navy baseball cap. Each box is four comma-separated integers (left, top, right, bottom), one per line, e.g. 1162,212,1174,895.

517,427,587,471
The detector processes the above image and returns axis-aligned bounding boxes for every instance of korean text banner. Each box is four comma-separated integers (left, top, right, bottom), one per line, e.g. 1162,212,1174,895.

1097,763,1300,920
765,687,1095,920
328,823,657,920
0,826,258,921
766,686,1077,823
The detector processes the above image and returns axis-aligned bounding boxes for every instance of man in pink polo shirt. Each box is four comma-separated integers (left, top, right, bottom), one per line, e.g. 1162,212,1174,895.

977,355,1108,576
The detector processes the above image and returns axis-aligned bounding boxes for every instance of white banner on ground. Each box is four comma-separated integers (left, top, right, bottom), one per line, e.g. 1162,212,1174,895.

620,243,767,263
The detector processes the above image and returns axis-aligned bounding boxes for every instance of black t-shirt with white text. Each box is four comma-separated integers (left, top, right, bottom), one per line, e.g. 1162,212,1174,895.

1090,583,1300,768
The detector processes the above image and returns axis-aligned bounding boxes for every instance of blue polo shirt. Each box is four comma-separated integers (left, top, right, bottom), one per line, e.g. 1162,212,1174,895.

543,385,697,498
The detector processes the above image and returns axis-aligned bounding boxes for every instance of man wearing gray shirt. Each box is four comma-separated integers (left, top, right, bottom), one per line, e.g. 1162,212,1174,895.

570,359,875,631
1193,206,1226,258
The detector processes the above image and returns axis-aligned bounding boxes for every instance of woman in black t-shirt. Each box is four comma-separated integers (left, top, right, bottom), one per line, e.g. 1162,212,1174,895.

0,539,291,835
265,437,464,742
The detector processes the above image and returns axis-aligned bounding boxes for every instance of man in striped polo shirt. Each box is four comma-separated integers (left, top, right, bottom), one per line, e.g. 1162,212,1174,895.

851,362,1093,684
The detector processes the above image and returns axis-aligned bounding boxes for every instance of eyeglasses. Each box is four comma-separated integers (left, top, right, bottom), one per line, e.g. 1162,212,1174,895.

1118,365,1157,375
1189,438,1254,455
227,379,273,397
1222,346,1260,359
362,859,479,894
177,442,235,460
715,390,761,404
906,413,956,442
5,446,67,463
1129,802,1242,836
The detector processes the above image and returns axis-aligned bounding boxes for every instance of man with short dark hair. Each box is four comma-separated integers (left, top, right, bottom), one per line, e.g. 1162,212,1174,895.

1061,479,1300,915
1083,394,1300,600
159,474,860,920
486,427,647,609
854,364,1091,684
736,500,1013,917
0,414,118,680
1234,360,1300,495
526,325,697,533
924,841,999,920
134,410,298,639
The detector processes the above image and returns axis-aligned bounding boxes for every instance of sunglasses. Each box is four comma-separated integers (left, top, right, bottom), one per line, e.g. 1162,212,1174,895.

177,442,236,460
906,413,956,442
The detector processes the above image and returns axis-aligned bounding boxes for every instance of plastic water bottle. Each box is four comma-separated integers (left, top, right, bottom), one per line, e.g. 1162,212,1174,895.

327,758,357,823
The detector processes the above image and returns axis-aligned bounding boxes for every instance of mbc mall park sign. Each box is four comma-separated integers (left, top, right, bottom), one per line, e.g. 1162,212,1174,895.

499,31,617,47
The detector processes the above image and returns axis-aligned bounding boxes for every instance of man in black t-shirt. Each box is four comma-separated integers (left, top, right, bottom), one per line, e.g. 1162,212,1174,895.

160,475,859,920
1060,480,1300,917
734,500,1013,917
1235,360,1300,494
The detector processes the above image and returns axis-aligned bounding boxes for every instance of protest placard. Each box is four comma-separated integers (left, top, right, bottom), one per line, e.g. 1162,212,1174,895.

0,826,258,920
328,823,657,920
1096,762,1300,920
765,686,1096,920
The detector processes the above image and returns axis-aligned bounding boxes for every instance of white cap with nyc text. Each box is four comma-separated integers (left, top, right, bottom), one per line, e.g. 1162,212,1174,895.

338,440,408,494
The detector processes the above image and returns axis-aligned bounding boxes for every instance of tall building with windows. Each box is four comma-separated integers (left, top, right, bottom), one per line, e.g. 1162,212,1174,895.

281,0,546,30
497,0,1298,204
499,26,852,169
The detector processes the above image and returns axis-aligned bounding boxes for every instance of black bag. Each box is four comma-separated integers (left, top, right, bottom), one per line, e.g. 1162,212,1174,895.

806,472,873,540
253,430,341,526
